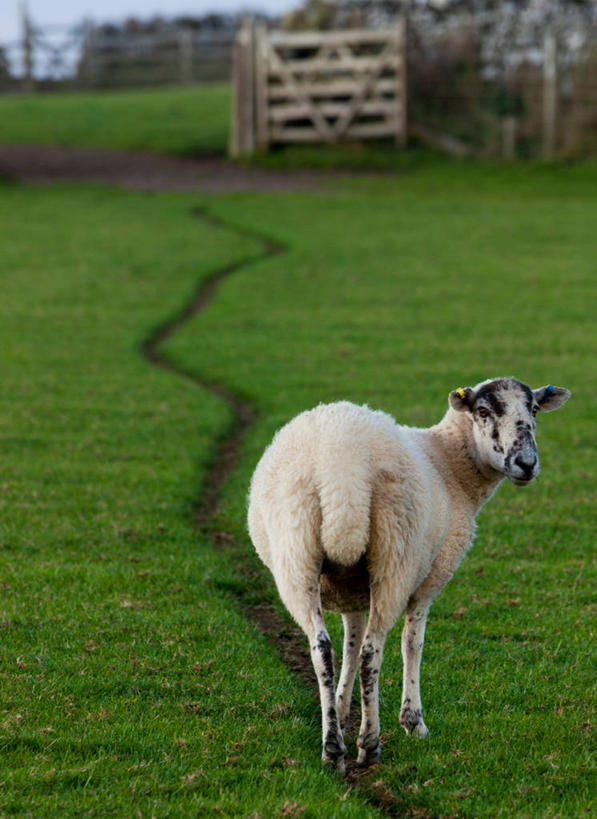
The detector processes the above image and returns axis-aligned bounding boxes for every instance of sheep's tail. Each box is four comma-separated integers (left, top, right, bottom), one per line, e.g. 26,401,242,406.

318,462,371,567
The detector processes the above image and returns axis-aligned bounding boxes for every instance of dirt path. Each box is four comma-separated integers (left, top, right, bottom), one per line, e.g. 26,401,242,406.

141,203,317,692
0,144,340,192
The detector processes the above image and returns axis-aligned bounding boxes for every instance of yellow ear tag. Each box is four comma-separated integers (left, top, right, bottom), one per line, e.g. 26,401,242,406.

456,388,466,400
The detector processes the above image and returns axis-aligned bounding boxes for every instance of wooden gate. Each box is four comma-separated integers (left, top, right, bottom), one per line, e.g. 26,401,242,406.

230,22,407,156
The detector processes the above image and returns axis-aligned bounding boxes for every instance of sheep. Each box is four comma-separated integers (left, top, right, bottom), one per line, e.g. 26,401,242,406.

247,378,570,771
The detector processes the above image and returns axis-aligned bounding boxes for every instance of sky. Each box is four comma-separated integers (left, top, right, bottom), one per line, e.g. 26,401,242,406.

1,1,297,45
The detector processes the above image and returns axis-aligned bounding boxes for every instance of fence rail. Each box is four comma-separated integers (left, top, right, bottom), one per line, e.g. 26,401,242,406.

231,21,407,156
0,17,235,89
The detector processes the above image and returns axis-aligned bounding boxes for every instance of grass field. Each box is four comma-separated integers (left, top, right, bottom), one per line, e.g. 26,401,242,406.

0,85,595,816
0,84,231,156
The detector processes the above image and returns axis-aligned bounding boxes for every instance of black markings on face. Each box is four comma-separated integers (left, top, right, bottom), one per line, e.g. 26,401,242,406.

474,381,507,417
490,419,504,453
513,379,535,413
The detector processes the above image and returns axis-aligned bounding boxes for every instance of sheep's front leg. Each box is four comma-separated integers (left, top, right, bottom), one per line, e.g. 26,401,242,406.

400,600,431,738
336,612,366,731
399,528,473,739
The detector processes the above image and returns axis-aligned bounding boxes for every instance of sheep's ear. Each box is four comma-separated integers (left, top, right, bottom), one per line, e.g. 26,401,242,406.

449,386,475,412
533,385,571,412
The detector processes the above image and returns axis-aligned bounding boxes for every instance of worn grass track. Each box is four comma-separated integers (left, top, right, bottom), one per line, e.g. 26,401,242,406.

140,204,318,690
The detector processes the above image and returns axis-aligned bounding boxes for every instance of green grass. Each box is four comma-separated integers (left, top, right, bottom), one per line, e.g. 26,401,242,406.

0,82,423,168
0,84,231,156
0,160,595,817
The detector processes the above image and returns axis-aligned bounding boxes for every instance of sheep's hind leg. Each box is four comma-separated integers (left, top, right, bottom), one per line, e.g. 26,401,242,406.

273,552,346,771
311,623,346,771
356,615,386,767
400,599,431,738
356,570,414,766
336,612,366,732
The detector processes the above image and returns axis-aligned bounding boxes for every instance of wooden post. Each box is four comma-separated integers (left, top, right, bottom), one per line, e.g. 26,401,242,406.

179,29,193,85
79,19,96,88
254,23,269,150
396,17,407,145
543,29,557,160
502,116,517,160
230,19,256,157
20,2,34,91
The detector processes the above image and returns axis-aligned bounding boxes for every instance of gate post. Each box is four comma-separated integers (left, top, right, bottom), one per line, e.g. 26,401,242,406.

254,23,269,150
230,19,257,157
396,17,407,145
543,29,557,160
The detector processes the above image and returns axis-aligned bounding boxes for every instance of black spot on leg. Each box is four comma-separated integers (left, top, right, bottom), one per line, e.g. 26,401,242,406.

360,641,380,710
324,705,344,763
317,632,335,682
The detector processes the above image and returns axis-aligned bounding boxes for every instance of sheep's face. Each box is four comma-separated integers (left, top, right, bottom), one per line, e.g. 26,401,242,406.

449,378,571,486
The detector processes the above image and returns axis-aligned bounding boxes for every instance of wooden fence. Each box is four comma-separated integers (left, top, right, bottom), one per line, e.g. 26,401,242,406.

230,22,407,156
78,27,234,88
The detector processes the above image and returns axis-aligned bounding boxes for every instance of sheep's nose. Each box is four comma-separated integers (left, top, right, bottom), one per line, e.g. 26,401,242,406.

514,454,537,478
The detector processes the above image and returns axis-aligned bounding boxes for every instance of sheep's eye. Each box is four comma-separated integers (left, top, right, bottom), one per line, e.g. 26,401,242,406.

478,407,490,419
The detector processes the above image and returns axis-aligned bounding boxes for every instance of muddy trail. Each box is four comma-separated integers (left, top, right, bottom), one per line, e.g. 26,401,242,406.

141,205,317,691
0,144,343,192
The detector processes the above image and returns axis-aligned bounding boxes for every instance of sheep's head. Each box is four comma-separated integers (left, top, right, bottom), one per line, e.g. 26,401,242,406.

449,377,571,486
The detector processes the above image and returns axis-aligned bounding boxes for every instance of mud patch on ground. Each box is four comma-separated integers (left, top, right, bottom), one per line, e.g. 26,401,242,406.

0,144,343,192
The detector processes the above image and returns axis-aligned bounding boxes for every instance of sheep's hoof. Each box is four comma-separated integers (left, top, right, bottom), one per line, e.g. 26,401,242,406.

412,720,429,738
356,738,381,768
322,736,346,773
322,749,346,774
400,706,428,738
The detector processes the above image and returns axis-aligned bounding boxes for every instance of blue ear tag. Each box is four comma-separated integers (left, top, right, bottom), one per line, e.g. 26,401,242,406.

545,384,554,398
